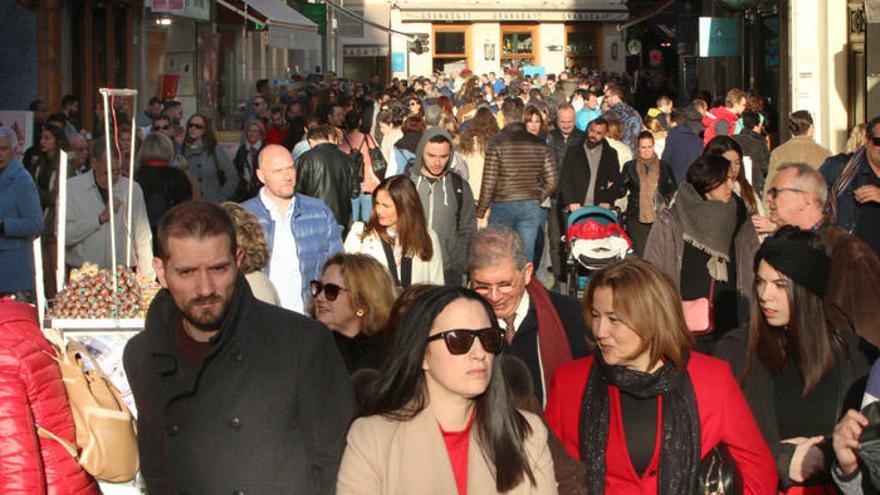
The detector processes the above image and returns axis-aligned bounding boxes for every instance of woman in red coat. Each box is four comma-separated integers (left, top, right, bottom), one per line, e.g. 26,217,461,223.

544,259,777,494
0,298,100,495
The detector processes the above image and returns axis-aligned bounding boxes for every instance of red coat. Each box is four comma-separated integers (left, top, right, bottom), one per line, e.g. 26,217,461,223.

0,300,100,495
702,105,739,145
545,353,777,495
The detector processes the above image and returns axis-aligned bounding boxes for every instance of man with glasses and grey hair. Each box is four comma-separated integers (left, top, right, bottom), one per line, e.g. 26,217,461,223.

755,161,880,348
0,128,43,302
466,224,588,405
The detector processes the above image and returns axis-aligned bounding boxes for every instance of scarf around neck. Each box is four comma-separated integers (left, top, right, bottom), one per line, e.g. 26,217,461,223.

636,155,661,223
674,182,738,282
525,277,573,392
580,352,700,495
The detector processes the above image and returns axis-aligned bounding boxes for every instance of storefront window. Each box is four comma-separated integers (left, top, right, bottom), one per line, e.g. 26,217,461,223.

502,32,532,55
566,26,599,70
500,25,537,69
433,25,469,75
435,32,466,55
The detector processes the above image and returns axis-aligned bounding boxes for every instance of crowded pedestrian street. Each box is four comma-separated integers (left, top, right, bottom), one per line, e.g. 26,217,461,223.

1,0,880,493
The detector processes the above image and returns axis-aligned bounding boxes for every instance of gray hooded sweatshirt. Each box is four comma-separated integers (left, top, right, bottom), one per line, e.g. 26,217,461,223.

407,127,476,285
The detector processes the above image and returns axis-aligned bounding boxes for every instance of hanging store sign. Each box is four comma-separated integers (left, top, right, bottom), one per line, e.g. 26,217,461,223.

399,10,628,22
698,17,740,57
343,45,390,58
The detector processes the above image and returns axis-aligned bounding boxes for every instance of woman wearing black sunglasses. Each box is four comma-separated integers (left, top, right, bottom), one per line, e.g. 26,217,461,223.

183,113,239,203
337,286,556,494
309,253,397,374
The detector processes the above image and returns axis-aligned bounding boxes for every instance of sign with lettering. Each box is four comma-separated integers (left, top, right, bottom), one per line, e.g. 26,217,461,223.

399,10,628,22
343,45,390,57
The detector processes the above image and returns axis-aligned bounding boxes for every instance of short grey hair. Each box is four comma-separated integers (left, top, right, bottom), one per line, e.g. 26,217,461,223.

0,128,18,150
136,132,175,170
467,224,528,272
777,162,828,206
424,104,442,126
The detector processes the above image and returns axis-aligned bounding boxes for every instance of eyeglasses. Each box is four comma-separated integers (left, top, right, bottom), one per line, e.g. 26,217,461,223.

766,186,804,199
426,328,505,355
188,122,205,130
309,280,349,302
470,278,518,297
153,124,171,131
871,136,880,147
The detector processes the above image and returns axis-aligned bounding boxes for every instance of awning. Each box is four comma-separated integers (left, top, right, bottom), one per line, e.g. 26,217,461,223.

216,0,321,51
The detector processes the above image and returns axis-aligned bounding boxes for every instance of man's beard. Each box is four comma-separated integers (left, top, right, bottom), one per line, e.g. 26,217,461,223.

586,138,601,149
181,294,228,331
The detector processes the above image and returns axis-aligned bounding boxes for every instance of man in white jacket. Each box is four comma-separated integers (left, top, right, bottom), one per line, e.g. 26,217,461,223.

65,137,154,280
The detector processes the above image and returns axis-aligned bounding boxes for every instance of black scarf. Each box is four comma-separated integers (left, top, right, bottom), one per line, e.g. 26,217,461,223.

580,352,701,494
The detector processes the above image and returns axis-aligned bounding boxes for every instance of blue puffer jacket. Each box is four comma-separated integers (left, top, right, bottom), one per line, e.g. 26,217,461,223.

241,193,343,304
0,159,44,292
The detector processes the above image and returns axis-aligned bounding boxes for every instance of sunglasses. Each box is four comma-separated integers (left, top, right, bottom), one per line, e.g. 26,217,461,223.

766,186,804,199
153,124,171,131
426,328,505,355
309,280,349,302
871,136,880,147
188,122,205,129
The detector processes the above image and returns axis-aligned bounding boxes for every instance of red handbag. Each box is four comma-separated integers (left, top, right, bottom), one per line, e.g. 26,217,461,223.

682,278,715,335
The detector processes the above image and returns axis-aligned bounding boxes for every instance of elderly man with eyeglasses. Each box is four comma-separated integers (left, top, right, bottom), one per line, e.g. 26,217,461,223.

754,161,880,349
466,224,588,406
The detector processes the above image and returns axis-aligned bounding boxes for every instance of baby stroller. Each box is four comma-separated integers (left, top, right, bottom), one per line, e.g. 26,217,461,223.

564,206,632,299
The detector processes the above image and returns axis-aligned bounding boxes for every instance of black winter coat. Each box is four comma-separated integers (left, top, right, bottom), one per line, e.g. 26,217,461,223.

123,274,356,495
505,289,591,405
733,129,770,195
547,128,586,170
559,140,622,208
231,143,263,202
619,159,678,223
714,327,876,491
295,142,356,229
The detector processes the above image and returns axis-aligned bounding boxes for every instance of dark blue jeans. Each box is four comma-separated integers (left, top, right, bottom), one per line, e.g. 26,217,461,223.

489,200,546,264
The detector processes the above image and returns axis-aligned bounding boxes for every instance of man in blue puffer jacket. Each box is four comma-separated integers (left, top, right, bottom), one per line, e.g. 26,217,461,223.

0,128,43,300
242,144,342,314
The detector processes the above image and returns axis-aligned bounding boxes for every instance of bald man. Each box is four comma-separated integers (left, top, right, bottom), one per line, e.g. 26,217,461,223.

241,144,342,312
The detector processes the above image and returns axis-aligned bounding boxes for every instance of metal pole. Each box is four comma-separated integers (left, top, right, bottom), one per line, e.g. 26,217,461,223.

126,94,137,268
55,149,68,291
99,89,118,297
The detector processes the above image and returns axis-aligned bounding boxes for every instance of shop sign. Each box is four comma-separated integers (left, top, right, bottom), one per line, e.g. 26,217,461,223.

698,17,740,57
151,0,210,21
343,45,390,57
399,10,628,22
392,52,406,72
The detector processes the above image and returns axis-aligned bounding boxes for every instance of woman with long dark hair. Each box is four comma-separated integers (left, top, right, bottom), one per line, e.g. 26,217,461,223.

182,113,238,202
703,135,763,216
645,154,760,351
343,175,444,287
714,227,875,493
545,258,776,494
337,286,556,494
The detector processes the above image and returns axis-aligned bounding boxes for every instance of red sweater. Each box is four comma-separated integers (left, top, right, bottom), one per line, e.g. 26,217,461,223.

545,353,777,495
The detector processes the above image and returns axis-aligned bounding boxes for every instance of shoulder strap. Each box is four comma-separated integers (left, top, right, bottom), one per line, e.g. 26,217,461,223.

381,239,400,287
452,172,464,225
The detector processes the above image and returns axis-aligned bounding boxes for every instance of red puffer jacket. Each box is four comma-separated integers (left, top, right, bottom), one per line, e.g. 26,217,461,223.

0,300,100,495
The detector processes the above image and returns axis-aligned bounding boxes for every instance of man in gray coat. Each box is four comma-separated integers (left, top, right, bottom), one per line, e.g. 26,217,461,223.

124,201,355,494
407,127,476,286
